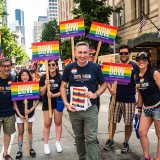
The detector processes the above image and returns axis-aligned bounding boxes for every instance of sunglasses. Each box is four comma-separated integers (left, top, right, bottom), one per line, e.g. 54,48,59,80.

136,57,148,62
48,63,56,67
0,64,12,68
119,52,129,56
90,53,95,56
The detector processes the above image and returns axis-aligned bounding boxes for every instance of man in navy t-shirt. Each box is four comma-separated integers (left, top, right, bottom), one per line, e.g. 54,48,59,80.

104,45,139,153
60,42,106,160
0,57,17,159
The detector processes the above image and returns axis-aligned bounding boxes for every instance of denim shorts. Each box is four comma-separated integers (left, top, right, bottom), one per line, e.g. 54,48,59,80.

141,105,160,120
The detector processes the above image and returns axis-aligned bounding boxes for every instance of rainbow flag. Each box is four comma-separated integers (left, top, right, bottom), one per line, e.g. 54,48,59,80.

38,60,45,65
60,19,85,38
88,22,118,45
11,81,39,101
102,62,132,85
32,41,59,61
72,88,86,108
63,58,71,66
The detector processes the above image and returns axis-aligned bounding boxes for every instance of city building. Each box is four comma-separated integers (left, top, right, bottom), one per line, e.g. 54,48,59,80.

58,0,75,22
15,9,26,51
33,16,48,42
108,0,160,68
47,0,59,22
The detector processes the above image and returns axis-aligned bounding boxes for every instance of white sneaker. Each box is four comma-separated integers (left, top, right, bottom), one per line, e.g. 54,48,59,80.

55,141,62,153
44,144,51,155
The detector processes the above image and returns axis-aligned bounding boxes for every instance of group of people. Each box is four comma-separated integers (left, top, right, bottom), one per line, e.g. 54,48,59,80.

0,42,160,160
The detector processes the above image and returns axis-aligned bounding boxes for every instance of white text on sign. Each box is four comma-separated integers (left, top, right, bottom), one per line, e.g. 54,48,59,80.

96,26,110,37
38,45,52,54
18,85,32,94
109,67,125,76
65,23,78,32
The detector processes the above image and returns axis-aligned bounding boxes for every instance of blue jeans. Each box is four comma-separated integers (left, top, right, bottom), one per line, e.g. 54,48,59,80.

69,105,98,160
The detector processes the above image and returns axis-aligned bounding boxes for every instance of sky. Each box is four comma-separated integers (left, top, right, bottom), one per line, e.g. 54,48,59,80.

7,0,48,59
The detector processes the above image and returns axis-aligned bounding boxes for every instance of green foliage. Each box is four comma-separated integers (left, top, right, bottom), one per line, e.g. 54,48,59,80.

0,25,28,64
71,0,122,56
41,19,60,41
0,0,29,64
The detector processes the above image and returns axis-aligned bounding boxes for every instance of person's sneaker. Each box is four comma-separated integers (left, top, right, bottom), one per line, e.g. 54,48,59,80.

55,141,62,153
44,144,51,155
103,139,114,151
30,149,36,158
16,151,22,159
96,138,100,146
3,153,13,160
121,142,130,153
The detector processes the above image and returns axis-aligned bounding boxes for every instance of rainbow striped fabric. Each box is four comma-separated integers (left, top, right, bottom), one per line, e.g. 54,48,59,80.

88,22,118,45
60,19,85,38
32,41,59,61
11,81,39,101
63,58,71,66
72,88,86,108
101,62,132,85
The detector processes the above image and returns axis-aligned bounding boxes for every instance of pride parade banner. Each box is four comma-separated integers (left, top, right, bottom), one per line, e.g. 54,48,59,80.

60,19,85,38
11,81,39,101
88,22,118,45
32,41,59,61
102,62,132,85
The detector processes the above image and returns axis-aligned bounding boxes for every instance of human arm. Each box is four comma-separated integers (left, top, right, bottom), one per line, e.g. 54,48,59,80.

25,99,39,115
153,70,160,90
106,83,116,95
86,82,106,99
136,89,143,119
13,101,25,121
39,78,50,96
60,81,76,112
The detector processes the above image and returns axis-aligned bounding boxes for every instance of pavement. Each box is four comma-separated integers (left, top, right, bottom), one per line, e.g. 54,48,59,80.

0,91,157,160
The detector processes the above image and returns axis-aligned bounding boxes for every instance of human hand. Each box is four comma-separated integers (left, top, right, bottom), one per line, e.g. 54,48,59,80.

47,91,53,98
108,88,116,95
45,79,50,86
20,115,26,121
86,91,97,99
65,103,76,112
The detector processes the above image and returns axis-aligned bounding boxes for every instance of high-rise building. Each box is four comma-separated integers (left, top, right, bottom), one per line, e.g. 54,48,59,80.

59,0,75,22
15,9,24,26
14,9,25,51
33,16,48,42
47,0,59,22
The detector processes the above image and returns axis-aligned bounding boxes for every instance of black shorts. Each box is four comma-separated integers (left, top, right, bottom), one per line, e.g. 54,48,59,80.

42,103,57,111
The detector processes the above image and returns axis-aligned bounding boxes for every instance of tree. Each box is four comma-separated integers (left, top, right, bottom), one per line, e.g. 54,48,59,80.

41,19,60,41
71,0,122,55
0,25,28,64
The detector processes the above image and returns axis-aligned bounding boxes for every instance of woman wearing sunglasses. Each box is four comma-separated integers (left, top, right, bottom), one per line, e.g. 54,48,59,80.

135,52,160,160
39,60,63,155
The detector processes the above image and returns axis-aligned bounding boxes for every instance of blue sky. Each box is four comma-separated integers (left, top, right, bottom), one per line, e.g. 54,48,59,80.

7,0,48,58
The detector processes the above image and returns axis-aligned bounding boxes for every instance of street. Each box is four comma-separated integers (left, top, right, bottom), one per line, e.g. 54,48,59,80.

0,91,157,160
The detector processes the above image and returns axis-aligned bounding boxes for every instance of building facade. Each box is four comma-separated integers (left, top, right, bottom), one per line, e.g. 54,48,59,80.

47,0,59,22
58,0,75,22
33,16,48,42
109,0,160,68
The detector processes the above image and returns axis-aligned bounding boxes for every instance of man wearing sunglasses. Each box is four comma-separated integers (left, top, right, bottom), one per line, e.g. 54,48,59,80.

60,42,106,160
104,45,139,153
0,57,17,160
88,48,96,62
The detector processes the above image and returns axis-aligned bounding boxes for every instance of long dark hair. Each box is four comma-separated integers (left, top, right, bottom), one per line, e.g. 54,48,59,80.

48,59,59,75
18,69,32,82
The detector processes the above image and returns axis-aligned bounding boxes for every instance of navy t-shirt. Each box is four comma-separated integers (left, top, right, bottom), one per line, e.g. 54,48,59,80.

16,99,35,118
39,74,62,107
0,74,17,117
116,61,139,103
62,61,105,105
136,68,160,106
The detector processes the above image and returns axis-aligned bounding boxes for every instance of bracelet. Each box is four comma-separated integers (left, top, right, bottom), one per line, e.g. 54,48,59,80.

95,92,99,97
